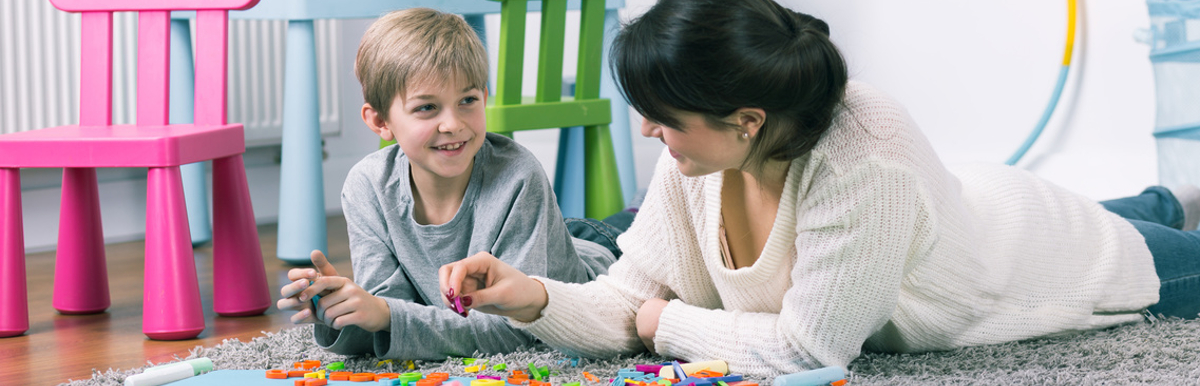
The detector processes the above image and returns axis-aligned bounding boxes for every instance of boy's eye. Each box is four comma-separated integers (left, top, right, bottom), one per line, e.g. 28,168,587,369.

460,96,479,105
414,104,436,113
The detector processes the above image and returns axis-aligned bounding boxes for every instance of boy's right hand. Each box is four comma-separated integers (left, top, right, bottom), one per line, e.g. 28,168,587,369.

438,252,549,323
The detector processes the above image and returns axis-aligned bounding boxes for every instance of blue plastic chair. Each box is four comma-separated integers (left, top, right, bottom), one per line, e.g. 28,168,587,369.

172,0,634,264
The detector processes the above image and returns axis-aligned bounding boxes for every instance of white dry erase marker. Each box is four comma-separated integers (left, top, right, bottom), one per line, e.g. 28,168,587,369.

124,358,213,386
772,366,846,386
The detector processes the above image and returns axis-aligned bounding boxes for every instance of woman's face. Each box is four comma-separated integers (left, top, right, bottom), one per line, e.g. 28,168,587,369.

640,110,750,177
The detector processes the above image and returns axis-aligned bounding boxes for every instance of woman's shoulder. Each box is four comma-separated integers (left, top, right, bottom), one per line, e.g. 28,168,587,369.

835,81,914,139
810,81,933,170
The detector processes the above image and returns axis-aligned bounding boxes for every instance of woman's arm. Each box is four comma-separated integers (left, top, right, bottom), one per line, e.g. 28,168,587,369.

439,235,679,358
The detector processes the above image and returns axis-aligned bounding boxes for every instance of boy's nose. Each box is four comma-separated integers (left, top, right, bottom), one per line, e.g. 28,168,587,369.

440,115,465,133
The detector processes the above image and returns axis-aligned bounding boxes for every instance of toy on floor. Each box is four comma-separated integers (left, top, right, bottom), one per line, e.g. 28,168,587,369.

155,357,848,386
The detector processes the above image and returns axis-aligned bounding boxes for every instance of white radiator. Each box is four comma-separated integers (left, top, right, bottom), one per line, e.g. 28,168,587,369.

0,0,342,147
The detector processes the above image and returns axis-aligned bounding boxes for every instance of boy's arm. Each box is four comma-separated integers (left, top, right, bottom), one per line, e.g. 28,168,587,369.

374,299,539,359
349,199,541,359
361,153,617,359
368,159,584,359
320,168,540,359
310,182,402,355
317,207,542,359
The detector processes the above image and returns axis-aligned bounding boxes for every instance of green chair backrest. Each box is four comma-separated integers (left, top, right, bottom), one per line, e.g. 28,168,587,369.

488,0,611,134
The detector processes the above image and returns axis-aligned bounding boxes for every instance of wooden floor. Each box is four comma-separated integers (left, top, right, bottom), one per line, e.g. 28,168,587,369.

0,215,353,385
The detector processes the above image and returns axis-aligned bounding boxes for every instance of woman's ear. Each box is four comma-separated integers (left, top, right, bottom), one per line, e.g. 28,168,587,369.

361,103,395,142
732,107,766,137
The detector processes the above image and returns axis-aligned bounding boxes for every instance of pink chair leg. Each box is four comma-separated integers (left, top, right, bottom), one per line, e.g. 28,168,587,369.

143,166,205,340
0,168,28,337
211,155,269,316
54,168,110,314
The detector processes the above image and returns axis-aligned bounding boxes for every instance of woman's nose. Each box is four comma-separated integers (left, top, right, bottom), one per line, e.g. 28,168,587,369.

640,118,661,138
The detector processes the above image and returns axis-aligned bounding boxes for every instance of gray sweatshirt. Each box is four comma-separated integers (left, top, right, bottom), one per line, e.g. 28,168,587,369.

315,132,616,360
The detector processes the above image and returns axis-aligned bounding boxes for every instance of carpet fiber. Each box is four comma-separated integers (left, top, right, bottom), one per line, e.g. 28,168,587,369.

65,317,1200,386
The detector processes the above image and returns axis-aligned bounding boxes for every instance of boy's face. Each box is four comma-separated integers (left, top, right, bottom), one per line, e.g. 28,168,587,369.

367,76,487,187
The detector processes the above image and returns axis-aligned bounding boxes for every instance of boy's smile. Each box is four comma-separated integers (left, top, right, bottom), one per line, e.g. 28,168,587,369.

433,140,469,156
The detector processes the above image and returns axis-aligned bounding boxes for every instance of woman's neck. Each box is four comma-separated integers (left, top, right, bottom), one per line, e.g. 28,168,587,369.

740,158,790,196
719,159,790,269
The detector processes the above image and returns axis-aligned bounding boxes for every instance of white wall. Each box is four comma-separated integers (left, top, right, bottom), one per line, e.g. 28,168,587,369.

781,0,1159,200
621,0,1162,201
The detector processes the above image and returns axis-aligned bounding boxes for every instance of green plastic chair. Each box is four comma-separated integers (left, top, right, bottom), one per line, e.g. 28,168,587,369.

383,0,624,219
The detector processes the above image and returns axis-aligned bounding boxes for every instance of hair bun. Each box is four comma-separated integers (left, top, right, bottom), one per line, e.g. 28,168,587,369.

792,11,830,37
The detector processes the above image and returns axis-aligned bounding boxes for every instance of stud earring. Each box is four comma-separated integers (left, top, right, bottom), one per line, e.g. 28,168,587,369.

741,132,750,140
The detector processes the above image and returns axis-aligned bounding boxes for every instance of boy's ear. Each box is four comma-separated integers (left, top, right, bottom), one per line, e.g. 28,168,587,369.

361,103,394,142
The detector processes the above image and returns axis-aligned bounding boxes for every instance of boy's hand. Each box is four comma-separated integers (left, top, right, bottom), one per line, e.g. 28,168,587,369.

276,250,392,332
438,252,548,323
277,250,338,324
277,250,329,313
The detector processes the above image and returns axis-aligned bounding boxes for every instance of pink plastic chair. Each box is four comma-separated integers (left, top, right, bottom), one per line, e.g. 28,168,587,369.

0,0,271,340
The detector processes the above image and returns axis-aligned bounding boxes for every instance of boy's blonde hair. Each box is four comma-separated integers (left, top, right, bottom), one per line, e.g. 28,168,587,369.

355,8,488,121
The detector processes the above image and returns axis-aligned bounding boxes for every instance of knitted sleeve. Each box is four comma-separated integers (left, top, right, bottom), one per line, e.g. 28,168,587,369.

653,160,925,377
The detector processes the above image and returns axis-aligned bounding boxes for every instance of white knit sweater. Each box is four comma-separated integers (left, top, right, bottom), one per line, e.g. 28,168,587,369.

514,81,1159,377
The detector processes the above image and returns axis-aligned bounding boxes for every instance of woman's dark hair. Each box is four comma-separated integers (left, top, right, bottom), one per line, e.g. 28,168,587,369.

612,0,848,172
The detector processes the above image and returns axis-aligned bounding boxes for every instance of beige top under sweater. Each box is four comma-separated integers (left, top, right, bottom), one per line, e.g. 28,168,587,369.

513,81,1159,377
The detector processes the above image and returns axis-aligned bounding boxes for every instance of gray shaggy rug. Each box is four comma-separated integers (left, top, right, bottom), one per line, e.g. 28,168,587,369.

63,317,1200,386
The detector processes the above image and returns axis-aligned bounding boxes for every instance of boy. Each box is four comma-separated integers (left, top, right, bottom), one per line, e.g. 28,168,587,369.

275,8,620,360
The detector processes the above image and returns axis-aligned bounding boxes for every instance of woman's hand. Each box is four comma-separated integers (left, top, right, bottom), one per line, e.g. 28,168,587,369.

636,298,669,354
276,250,391,332
439,252,549,323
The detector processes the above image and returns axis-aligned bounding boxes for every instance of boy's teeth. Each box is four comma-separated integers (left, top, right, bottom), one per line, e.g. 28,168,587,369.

437,142,463,150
